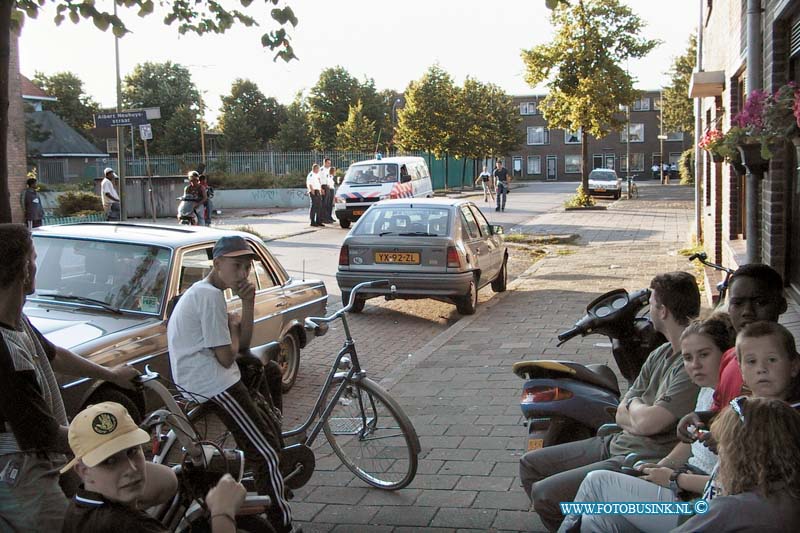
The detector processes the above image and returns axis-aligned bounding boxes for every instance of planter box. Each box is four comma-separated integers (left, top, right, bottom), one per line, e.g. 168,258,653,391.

564,206,607,211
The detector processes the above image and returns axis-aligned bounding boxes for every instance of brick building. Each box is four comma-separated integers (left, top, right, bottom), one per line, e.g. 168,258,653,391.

503,91,691,181
691,0,800,301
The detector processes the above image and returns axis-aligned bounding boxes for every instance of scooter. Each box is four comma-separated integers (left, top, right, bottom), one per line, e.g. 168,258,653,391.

513,288,665,453
176,194,200,225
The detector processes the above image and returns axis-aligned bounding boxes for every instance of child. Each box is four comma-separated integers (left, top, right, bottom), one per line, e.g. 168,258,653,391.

673,397,800,531
474,165,494,203
735,321,800,401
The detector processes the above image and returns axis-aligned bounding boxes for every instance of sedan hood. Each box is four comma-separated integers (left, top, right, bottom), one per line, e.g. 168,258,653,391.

24,304,158,351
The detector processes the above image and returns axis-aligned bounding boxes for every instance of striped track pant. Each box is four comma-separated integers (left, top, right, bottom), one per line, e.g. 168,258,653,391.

211,380,292,532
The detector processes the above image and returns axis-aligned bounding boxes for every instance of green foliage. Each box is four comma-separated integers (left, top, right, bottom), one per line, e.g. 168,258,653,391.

521,0,659,188
336,101,376,152
56,191,103,217
395,65,457,158
662,34,696,138
219,79,286,151
32,71,100,138
211,172,306,189
233,225,265,239
274,95,313,151
563,185,597,208
38,180,95,193
679,147,695,185
122,61,200,154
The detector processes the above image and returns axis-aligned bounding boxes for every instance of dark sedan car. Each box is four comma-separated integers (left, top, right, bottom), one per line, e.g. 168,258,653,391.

25,223,327,420
336,198,507,315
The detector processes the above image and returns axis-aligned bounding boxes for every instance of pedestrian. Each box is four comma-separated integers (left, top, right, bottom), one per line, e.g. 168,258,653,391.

199,174,213,227
23,177,44,228
493,160,510,212
327,166,337,222
662,162,670,184
321,158,335,224
306,163,324,227
651,163,659,180
0,224,146,532
475,165,495,203
669,162,678,184
101,168,121,221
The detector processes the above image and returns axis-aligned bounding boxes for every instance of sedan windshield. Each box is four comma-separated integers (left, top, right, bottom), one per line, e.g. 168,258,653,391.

354,207,451,236
343,163,400,185
31,236,172,314
589,170,617,181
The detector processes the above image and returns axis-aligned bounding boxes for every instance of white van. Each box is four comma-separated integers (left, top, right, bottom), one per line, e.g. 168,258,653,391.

334,156,434,228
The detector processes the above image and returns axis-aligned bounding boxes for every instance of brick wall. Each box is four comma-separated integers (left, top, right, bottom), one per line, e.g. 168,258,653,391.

7,31,26,223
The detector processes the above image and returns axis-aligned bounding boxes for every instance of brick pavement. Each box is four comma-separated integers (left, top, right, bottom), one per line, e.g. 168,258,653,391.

289,184,800,532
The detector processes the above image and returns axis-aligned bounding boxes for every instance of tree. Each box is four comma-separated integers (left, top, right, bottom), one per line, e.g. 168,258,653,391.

521,0,658,192
122,61,200,154
1,1,298,223
219,78,285,151
378,88,403,152
662,34,696,138
160,104,201,154
336,100,375,152
274,95,312,151
395,65,457,160
31,71,100,137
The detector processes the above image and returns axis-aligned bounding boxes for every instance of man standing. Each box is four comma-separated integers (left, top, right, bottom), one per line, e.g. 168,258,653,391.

0,224,140,532
199,174,213,226
23,177,44,229
520,271,701,531
306,163,324,227
321,158,335,224
101,168,121,221
493,160,510,212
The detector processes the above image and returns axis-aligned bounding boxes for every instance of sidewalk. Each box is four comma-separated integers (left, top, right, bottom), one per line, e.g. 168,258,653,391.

291,185,701,532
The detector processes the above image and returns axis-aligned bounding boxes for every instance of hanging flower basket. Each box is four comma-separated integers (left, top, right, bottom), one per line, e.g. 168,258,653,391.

737,143,770,174
711,152,724,163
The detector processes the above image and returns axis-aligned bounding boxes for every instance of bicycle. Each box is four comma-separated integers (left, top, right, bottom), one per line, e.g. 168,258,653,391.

626,175,639,199
688,251,735,307
153,279,421,492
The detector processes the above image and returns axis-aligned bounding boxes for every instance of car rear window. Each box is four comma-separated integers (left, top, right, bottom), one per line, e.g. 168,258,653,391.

343,163,400,185
589,170,617,180
31,236,172,314
354,207,451,236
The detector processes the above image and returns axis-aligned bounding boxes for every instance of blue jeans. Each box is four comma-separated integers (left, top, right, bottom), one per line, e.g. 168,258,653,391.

496,181,508,209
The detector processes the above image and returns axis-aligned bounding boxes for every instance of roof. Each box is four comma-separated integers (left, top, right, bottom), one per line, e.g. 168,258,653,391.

349,156,425,166
26,111,108,157
32,223,254,249
20,75,56,101
376,197,471,207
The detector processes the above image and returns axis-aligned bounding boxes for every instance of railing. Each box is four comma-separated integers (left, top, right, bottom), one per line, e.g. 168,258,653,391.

43,213,106,225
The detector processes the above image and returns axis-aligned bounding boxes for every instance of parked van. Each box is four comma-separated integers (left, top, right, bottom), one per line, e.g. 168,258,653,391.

334,156,433,228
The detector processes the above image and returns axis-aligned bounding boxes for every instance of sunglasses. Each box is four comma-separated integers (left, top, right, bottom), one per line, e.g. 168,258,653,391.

730,395,747,424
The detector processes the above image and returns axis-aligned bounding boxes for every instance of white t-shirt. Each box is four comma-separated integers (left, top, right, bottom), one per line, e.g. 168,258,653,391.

323,168,335,188
687,387,717,474
167,279,240,400
100,177,119,210
306,171,322,192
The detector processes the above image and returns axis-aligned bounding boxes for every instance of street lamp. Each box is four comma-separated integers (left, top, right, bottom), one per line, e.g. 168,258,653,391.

658,89,666,184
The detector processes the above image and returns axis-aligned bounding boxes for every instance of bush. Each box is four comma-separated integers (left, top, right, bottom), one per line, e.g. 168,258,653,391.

56,191,103,217
679,147,695,185
38,180,95,193
563,185,596,208
210,172,307,190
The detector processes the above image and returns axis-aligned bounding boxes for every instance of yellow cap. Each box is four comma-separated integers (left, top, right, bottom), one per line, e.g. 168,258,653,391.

60,402,149,474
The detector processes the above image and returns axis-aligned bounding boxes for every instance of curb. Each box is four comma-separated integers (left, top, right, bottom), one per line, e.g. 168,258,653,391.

262,229,318,242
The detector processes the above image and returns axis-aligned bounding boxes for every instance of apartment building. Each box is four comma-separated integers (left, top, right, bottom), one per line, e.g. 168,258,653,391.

504,91,691,181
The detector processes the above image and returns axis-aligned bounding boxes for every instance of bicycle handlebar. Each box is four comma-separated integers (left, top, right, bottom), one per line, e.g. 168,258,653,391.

305,280,395,331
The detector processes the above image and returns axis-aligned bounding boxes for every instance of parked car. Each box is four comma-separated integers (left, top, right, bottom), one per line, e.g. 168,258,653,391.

25,223,327,421
587,168,622,199
336,198,507,315
334,156,434,229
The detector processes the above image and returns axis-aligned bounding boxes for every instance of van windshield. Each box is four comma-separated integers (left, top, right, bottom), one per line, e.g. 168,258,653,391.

343,163,399,185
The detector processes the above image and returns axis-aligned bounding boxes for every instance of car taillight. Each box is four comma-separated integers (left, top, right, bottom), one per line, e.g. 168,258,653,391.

447,246,461,268
521,386,573,404
339,245,349,266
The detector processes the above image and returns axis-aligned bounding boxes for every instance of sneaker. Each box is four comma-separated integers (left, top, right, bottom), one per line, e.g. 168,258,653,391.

495,207,500,212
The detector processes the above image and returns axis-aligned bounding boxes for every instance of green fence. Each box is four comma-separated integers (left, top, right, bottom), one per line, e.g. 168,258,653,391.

43,213,106,225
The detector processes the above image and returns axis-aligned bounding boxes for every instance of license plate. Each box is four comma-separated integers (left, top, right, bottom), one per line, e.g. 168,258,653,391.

594,188,606,193
375,252,420,264
527,437,544,452
352,210,365,216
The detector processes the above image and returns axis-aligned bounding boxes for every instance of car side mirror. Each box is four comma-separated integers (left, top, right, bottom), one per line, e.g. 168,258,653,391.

493,225,504,235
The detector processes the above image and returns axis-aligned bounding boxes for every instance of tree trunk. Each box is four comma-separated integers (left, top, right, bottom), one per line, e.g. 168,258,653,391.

461,158,467,191
581,129,589,192
0,3,11,223
445,153,449,191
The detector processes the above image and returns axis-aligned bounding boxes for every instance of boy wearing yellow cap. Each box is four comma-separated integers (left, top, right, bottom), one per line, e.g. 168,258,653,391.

62,401,245,533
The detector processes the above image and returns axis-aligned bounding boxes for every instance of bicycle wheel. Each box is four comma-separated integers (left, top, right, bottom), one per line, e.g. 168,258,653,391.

158,403,236,467
322,377,420,490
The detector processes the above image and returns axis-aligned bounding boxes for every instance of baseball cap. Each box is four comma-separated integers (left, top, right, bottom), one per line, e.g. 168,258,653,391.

103,167,117,177
60,402,150,473
213,235,254,259
188,170,200,180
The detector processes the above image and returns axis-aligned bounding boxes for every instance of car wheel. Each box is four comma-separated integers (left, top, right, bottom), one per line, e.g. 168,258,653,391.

491,257,508,293
350,296,366,313
87,387,143,425
613,191,621,200
277,331,300,392
456,276,478,315
339,219,351,229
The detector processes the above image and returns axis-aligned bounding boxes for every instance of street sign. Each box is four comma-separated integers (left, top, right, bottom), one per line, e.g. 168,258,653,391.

139,123,153,140
94,111,147,128
657,135,668,140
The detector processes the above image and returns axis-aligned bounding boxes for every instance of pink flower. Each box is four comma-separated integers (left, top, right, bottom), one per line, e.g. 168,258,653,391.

794,90,800,129
698,129,723,150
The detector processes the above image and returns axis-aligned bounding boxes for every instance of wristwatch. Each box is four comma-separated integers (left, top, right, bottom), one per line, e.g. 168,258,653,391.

668,470,682,493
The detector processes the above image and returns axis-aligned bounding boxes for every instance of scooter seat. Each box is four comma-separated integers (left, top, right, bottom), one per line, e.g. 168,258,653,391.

513,360,619,395
582,364,620,395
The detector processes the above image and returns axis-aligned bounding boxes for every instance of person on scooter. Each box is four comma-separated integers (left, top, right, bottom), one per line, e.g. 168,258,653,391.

559,313,734,532
677,263,789,442
520,271,701,532
183,171,207,226
61,401,246,533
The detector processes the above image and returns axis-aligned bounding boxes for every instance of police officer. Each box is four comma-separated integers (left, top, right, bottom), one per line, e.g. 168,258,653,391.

306,164,324,227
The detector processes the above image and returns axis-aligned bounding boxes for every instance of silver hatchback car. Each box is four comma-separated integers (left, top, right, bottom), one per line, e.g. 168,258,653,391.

336,198,507,314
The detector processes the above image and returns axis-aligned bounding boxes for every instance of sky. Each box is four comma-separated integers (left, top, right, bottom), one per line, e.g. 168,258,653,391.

18,0,698,125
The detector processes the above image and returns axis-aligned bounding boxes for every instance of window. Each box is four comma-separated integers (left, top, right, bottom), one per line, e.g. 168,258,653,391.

512,156,523,177
527,126,550,145
460,206,480,239
520,101,538,115
666,131,684,142
653,97,662,111
354,207,451,237
632,98,650,111
469,206,492,237
527,155,541,175
620,123,644,143
564,129,581,144
564,154,582,174
620,153,645,172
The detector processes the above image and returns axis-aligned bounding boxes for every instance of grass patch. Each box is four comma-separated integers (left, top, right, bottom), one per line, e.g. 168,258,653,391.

234,225,265,239
556,248,577,256
678,242,704,257
504,233,580,245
